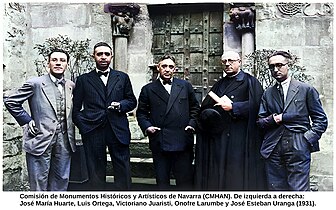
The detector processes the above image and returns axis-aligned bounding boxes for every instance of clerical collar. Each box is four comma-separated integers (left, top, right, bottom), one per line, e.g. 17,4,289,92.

224,69,241,78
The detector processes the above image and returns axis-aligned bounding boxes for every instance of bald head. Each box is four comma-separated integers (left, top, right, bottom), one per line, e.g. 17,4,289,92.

221,51,240,61
221,51,241,76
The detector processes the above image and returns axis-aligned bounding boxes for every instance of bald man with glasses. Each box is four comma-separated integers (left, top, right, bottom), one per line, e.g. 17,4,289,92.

195,51,266,190
257,50,328,191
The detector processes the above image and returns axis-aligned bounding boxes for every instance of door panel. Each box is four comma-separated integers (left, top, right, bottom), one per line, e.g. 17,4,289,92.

149,3,223,102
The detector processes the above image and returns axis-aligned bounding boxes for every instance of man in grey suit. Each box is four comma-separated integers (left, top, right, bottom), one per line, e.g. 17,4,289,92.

257,51,328,191
136,54,200,190
4,49,76,191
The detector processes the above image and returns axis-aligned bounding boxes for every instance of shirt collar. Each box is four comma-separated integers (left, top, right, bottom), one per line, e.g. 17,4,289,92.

159,77,173,85
96,68,110,73
280,76,291,86
49,74,64,83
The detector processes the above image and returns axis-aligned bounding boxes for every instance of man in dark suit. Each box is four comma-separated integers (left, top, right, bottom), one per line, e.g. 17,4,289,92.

4,49,76,191
257,51,328,191
136,54,200,190
72,42,137,190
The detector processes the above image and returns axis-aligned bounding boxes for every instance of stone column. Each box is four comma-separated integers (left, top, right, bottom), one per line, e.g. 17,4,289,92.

229,3,256,66
114,38,128,71
104,3,140,72
242,32,254,63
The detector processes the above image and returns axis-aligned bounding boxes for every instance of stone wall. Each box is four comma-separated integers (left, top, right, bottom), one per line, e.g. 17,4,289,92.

256,3,333,191
3,2,30,191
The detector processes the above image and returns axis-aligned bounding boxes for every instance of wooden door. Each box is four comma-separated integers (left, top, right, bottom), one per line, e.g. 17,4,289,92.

149,3,224,102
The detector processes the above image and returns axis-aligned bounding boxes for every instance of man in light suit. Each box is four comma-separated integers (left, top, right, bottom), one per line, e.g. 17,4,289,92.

257,51,328,191
72,42,136,190
136,54,200,190
4,49,76,191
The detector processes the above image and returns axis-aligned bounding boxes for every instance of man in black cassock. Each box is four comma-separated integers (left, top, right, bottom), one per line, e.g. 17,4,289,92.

195,51,266,190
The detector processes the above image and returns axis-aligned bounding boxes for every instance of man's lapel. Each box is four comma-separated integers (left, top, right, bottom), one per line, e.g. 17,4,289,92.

150,79,170,104
87,70,106,100
41,75,57,114
283,79,300,111
64,80,73,118
106,69,120,98
166,79,183,115
271,84,283,109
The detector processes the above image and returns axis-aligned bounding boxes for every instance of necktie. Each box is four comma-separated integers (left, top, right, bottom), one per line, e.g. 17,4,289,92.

277,83,284,106
163,80,172,85
55,78,65,86
97,71,109,77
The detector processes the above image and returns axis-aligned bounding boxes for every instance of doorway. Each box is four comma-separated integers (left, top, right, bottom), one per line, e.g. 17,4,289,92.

149,3,224,102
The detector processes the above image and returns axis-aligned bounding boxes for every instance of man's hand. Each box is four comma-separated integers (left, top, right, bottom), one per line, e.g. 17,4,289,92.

146,126,161,134
185,126,195,134
273,113,283,124
215,100,233,111
28,120,39,136
108,102,121,110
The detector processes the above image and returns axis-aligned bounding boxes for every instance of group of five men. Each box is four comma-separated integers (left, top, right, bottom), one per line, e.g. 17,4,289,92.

4,42,328,191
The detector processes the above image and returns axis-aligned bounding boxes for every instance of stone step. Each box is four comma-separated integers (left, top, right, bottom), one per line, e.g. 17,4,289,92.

129,138,152,158
106,137,156,178
106,176,176,188
107,156,155,178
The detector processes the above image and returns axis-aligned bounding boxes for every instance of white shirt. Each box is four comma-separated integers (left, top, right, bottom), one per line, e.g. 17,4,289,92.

280,76,291,102
96,69,110,86
49,74,64,95
159,77,172,94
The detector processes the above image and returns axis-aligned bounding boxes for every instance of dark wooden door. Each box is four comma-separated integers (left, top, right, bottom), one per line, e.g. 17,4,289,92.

149,3,223,102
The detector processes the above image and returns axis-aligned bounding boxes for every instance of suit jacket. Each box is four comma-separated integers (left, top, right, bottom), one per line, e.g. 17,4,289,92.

4,74,76,156
136,78,200,152
72,68,137,145
257,79,328,158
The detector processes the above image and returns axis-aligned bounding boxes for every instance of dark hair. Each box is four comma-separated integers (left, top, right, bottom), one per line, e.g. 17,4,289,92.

48,48,70,63
269,50,292,61
93,42,112,52
158,54,176,64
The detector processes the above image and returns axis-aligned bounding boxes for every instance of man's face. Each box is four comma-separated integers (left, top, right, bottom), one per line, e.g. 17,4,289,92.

48,52,68,79
93,46,113,71
157,58,176,81
269,55,289,82
221,53,241,76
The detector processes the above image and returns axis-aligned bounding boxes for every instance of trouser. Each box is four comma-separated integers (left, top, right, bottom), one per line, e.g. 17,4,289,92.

265,130,311,191
152,149,194,190
82,124,131,190
26,131,71,191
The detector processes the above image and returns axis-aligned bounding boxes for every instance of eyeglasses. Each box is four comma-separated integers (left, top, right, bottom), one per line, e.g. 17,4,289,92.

96,52,111,56
221,59,239,65
269,63,287,70
161,64,175,69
